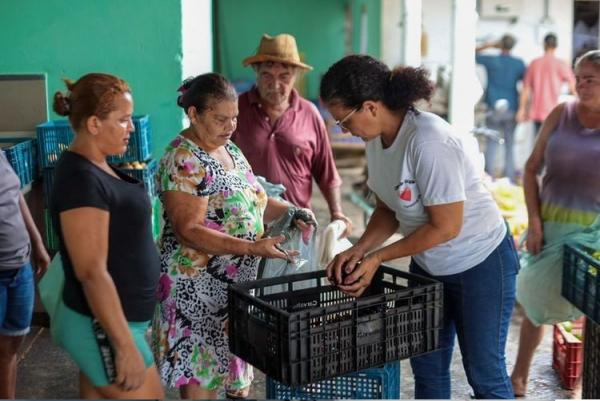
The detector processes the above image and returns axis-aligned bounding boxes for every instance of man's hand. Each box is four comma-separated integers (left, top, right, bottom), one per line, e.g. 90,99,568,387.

331,212,353,238
516,108,527,124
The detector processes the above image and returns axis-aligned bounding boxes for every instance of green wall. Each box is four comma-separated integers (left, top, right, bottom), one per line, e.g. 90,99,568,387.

0,0,183,155
215,0,381,100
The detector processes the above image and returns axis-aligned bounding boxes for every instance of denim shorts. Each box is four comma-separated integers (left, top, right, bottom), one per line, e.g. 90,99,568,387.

0,263,34,336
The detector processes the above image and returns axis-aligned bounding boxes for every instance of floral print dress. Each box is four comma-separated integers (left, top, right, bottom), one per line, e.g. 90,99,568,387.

152,135,267,390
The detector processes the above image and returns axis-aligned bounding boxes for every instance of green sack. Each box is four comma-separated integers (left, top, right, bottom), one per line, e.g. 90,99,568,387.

517,217,600,326
38,253,65,342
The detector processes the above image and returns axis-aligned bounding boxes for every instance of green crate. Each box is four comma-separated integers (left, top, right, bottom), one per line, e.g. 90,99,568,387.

43,209,59,252
151,196,162,241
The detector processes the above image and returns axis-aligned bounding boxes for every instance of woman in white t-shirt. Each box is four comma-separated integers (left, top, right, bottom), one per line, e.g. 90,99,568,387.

320,54,519,399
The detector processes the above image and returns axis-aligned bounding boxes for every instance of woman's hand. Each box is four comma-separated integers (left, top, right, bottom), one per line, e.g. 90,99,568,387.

337,253,382,297
114,342,146,392
31,240,50,277
526,217,544,255
326,245,366,286
293,208,317,232
250,235,298,260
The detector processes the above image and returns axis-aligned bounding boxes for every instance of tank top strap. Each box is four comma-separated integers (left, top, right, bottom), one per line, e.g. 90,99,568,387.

555,100,578,136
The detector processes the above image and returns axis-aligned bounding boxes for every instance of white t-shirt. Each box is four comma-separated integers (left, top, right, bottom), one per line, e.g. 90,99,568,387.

366,109,506,276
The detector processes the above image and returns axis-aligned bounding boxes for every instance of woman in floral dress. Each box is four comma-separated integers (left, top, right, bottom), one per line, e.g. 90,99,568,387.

152,73,311,399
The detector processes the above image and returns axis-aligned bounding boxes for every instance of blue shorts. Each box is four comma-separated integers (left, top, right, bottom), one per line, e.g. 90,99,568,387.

0,263,34,336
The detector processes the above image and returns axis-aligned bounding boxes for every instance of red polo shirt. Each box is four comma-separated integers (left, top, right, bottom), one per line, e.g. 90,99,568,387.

233,87,341,209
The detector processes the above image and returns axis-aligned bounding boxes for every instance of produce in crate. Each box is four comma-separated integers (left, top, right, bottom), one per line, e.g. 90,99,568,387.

486,178,528,240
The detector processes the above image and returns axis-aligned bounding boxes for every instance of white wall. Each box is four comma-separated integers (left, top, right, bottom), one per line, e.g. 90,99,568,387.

476,0,573,64
181,0,213,79
381,0,422,68
423,0,574,66
180,0,213,127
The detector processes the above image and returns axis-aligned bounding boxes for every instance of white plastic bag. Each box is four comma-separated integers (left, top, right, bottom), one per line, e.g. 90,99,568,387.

257,208,317,294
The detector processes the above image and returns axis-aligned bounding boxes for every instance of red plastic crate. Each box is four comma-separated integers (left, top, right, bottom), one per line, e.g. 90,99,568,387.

552,318,585,390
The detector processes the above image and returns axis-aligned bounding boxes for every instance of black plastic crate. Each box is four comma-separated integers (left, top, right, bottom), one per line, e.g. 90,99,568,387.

228,266,442,386
266,361,400,400
562,243,600,325
583,318,600,399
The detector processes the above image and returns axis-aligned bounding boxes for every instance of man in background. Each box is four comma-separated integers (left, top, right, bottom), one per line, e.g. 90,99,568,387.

516,33,576,134
476,34,525,182
233,33,352,235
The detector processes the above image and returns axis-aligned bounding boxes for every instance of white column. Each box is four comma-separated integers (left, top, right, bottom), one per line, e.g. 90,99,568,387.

380,0,421,68
180,0,213,127
448,0,478,135
448,0,485,173
401,0,422,67
181,0,213,79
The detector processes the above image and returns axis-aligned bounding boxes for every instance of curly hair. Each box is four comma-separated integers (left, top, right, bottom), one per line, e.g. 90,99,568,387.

52,73,131,131
176,73,237,115
320,54,434,112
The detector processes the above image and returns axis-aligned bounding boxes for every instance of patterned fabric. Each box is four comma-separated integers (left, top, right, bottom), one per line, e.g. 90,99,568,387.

152,135,267,390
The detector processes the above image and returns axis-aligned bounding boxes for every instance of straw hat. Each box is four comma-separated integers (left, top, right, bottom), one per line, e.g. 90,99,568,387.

243,33,313,71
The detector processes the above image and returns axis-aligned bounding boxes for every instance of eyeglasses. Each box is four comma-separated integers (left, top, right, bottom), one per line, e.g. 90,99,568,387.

335,106,360,132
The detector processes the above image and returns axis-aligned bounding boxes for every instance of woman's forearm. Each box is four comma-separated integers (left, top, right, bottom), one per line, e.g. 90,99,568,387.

176,225,255,256
523,162,542,223
370,220,457,264
263,197,291,224
18,194,44,249
354,206,399,253
80,269,136,351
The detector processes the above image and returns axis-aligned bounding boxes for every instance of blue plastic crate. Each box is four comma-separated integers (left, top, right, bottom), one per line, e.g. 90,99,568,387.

266,361,400,400
36,115,152,168
0,137,37,187
116,158,158,197
562,243,600,325
107,115,152,164
36,120,73,168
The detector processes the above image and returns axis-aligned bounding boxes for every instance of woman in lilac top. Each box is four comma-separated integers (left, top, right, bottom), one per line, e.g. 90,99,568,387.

511,50,600,396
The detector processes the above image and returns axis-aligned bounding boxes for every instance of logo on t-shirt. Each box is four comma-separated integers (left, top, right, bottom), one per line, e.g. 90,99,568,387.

395,179,421,208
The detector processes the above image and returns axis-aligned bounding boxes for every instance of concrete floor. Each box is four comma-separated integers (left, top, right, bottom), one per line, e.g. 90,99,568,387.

15,165,575,399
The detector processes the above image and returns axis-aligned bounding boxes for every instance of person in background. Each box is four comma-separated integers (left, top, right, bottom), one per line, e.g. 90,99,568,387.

510,50,600,397
0,153,50,399
232,33,352,236
50,73,164,399
320,55,519,399
516,33,576,134
152,73,313,400
476,34,526,182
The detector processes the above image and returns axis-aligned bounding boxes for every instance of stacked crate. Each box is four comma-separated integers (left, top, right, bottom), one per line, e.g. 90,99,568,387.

229,267,442,389
36,115,160,251
552,319,584,389
562,243,600,398
0,137,37,188
266,361,400,400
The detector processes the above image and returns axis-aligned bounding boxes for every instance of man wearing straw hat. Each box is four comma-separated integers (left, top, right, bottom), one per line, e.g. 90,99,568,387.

233,33,352,236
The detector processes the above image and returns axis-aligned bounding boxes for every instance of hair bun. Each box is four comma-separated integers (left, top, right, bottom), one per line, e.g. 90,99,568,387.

52,91,71,116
